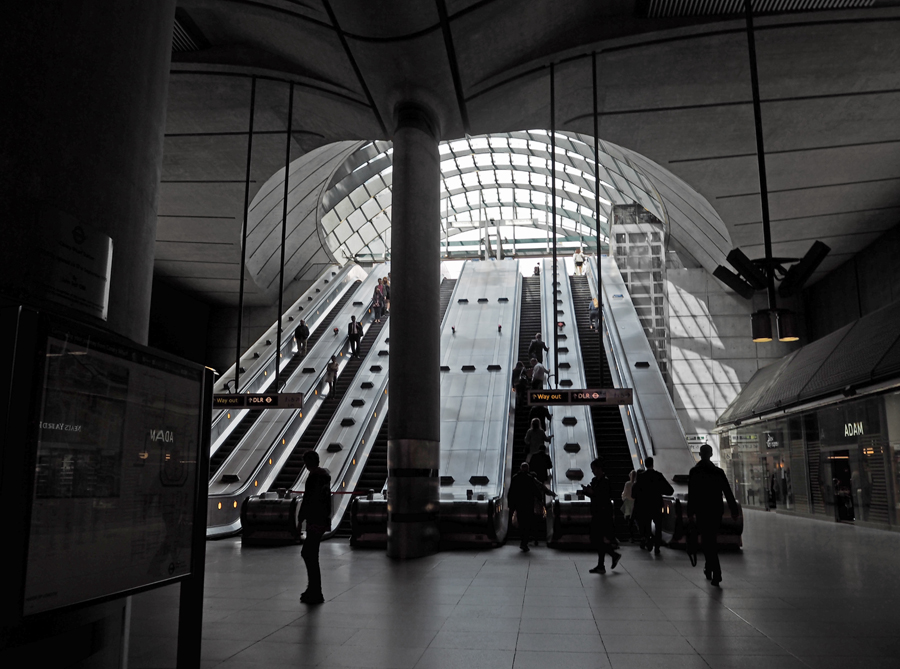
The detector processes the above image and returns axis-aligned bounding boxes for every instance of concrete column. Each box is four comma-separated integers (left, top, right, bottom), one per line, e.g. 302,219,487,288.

387,103,441,558
0,1,176,344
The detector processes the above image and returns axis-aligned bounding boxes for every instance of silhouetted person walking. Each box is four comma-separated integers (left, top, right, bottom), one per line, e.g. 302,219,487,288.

300,450,331,604
688,444,739,587
633,457,674,554
508,462,556,551
348,315,363,358
583,458,621,574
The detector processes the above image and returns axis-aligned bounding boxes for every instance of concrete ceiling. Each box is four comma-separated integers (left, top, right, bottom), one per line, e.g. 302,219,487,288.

157,1,900,306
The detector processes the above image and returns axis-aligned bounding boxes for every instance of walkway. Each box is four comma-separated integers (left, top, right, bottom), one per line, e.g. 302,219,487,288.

129,510,900,669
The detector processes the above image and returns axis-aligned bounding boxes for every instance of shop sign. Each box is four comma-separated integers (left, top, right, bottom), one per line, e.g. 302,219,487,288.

732,433,759,451
844,421,864,437
686,434,707,453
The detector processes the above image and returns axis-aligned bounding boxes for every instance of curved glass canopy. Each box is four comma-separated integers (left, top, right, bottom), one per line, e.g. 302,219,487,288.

318,130,668,264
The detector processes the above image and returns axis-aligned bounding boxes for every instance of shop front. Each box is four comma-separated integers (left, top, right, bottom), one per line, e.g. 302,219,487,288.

719,392,900,530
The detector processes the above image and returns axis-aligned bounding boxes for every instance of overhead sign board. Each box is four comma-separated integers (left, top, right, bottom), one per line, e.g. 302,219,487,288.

528,388,633,406
213,393,303,409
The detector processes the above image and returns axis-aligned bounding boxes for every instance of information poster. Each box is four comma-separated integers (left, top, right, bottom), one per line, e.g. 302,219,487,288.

23,331,203,615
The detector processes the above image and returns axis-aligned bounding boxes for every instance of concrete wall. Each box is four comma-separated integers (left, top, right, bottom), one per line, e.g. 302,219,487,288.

667,269,799,459
803,222,900,341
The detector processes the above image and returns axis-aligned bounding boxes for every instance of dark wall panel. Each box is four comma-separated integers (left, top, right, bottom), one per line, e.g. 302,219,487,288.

803,222,900,341
148,277,210,365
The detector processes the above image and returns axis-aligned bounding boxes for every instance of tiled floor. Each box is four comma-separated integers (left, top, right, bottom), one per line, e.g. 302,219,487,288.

128,510,900,669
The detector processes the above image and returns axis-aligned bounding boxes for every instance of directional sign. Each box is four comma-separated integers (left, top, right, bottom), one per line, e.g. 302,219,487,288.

213,393,303,409
527,388,633,406
527,390,569,406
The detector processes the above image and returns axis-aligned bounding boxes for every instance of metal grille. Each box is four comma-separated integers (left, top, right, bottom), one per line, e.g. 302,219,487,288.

172,19,200,53
645,0,874,18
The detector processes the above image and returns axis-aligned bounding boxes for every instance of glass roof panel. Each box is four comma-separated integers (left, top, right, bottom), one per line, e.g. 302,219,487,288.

317,130,673,262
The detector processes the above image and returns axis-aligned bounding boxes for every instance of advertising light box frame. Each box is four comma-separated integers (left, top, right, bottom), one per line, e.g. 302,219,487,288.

0,306,212,623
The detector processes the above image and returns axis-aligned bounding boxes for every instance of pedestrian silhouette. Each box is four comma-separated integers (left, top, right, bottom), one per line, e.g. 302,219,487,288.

688,444,739,587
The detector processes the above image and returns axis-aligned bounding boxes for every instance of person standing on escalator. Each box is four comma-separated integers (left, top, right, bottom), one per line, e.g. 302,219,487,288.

348,315,363,358
528,333,549,365
297,319,310,354
372,278,386,323
299,450,331,604
323,355,339,398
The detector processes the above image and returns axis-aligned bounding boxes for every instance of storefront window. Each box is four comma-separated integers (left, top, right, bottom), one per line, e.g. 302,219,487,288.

719,393,900,529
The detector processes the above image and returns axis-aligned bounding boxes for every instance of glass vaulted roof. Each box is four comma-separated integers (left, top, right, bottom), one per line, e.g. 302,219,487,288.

318,130,668,263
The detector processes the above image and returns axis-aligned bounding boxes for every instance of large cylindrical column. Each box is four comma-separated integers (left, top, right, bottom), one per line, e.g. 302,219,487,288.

387,103,442,558
0,1,176,344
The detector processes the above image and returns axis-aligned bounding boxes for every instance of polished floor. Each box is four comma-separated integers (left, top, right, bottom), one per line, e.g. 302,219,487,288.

129,510,900,669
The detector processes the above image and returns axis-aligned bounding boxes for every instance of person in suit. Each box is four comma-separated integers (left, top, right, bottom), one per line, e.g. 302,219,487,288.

583,458,622,574
299,450,332,604
508,462,557,551
688,444,739,587
348,315,363,358
528,333,549,364
296,319,310,354
632,456,674,554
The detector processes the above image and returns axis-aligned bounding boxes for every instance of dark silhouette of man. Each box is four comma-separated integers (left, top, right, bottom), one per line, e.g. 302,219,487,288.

633,456,674,554
583,458,621,574
688,444,739,587
297,319,310,354
348,315,363,358
299,450,331,604
528,333,549,364
528,445,553,485
508,462,556,551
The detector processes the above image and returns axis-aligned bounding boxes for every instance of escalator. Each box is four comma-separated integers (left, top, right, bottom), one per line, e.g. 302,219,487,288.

570,274,633,535
269,316,389,491
506,276,545,545
275,280,362,389
207,280,362,481
334,278,457,538
511,276,542,473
